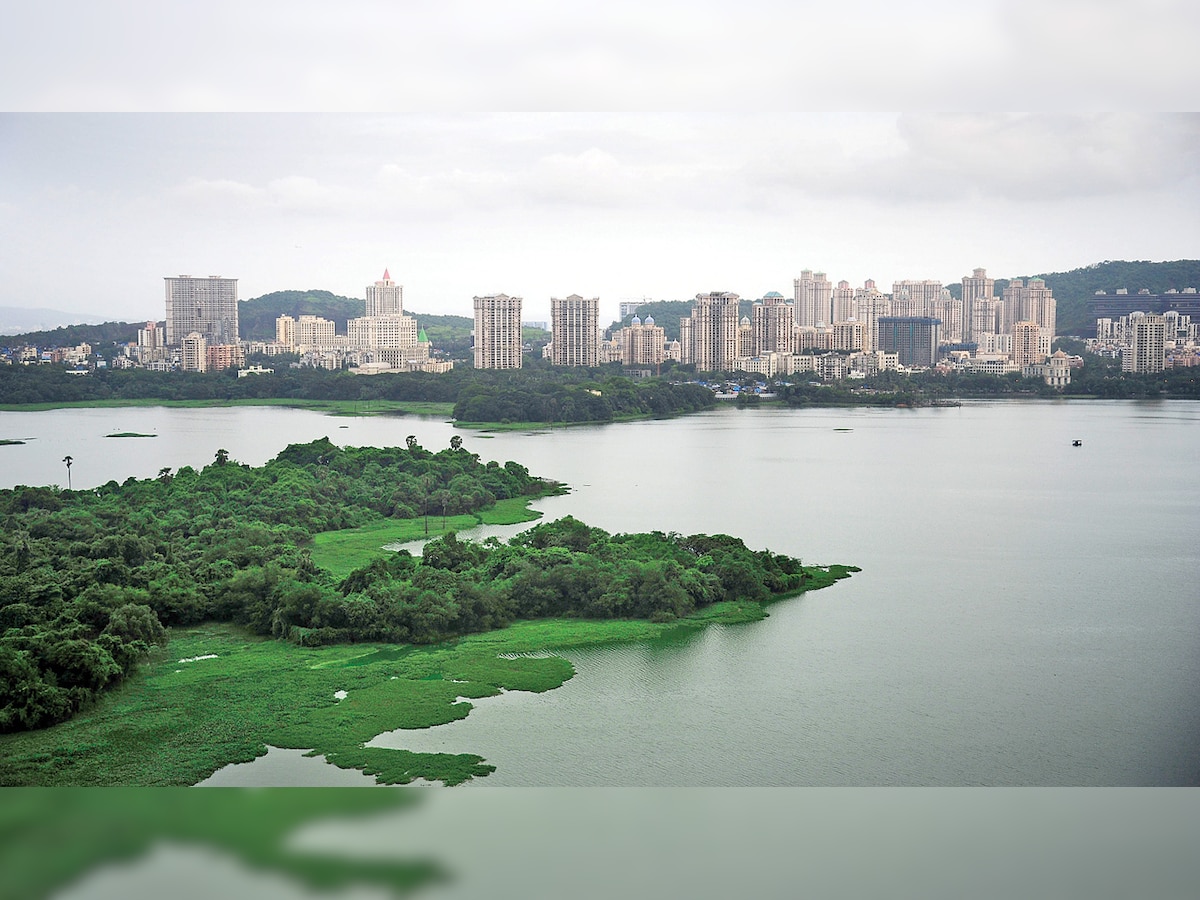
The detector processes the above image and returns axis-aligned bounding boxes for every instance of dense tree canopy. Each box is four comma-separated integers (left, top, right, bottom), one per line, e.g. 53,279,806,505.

0,438,543,731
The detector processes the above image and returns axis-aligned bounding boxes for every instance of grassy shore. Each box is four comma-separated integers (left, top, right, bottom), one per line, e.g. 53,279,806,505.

0,567,856,787
309,497,546,579
0,397,456,417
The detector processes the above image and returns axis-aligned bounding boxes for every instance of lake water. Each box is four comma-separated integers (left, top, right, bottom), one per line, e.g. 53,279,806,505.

4,401,1198,785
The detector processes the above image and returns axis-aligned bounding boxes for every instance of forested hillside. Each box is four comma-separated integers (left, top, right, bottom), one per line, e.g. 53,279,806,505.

1028,260,1200,336
236,290,364,340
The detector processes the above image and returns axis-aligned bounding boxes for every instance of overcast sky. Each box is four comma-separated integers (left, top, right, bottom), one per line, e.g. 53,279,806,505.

2,4,1198,326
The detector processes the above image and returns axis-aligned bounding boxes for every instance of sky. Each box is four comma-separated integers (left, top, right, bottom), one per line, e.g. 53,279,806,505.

1,3,1198,327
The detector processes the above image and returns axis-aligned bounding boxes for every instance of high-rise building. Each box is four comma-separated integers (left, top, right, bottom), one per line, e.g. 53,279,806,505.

1003,278,1056,338
891,280,942,318
365,269,403,316
831,281,856,325
473,294,523,369
794,270,832,327
1012,320,1050,367
752,292,795,356
295,315,338,351
738,316,754,357
347,315,419,353
877,317,941,368
165,275,239,346
1124,313,1167,373
683,292,740,372
180,332,207,372
276,315,296,350
832,320,865,352
854,280,890,352
137,321,166,364
961,267,995,342
928,294,964,344
618,315,665,367
550,294,599,367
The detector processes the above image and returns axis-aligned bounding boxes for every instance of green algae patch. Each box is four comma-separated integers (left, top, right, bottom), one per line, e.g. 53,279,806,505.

0,624,523,787
105,431,156,438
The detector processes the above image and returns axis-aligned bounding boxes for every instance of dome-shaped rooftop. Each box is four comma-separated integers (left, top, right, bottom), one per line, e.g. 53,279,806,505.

644,315,655,325
631,315,642,325
763,291,784,299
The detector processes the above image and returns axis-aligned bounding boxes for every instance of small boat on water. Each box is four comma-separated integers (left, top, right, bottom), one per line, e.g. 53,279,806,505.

1072,440,1082,447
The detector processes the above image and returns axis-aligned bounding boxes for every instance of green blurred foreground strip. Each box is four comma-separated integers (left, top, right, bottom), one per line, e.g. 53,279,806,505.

0,788,439,900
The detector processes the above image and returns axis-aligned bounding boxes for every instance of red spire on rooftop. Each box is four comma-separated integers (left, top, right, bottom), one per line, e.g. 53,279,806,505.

382,268,391,282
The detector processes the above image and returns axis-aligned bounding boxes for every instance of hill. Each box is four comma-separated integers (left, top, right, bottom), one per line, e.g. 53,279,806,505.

236,290,363,341
1021,260,1200,336
945,260,1200,336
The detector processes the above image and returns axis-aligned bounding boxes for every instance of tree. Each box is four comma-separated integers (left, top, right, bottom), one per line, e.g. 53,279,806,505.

450,435,463,451
214,448,230,467
406,435,418,451
62,456,73,490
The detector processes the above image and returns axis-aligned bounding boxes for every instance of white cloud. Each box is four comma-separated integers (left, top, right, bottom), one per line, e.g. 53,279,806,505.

747,113,1200,204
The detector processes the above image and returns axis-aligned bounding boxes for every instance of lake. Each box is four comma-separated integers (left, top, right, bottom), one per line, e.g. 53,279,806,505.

3,400,1198,785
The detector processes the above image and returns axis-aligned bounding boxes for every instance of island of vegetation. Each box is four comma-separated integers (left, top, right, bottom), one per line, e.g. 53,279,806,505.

0,437,857,786
104,432,156,438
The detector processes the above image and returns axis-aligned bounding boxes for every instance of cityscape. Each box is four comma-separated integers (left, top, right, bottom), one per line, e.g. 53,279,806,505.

5,266,1199,387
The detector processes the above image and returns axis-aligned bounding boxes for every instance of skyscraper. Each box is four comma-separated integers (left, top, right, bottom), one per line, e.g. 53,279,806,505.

365,269,403,316
794,270,832,327
961,267,995,343
683,292,740,372
877,317,941,368
1003,278,1056,338
618,315,666,367
1012,320,1050,367
752,292,795,355
854,280,890,352
831,280,856,325
165,276,238,346
550,294,599,367
180,331,207,372
473,293,523,369
1124,313,1166,373
891,280,943,318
